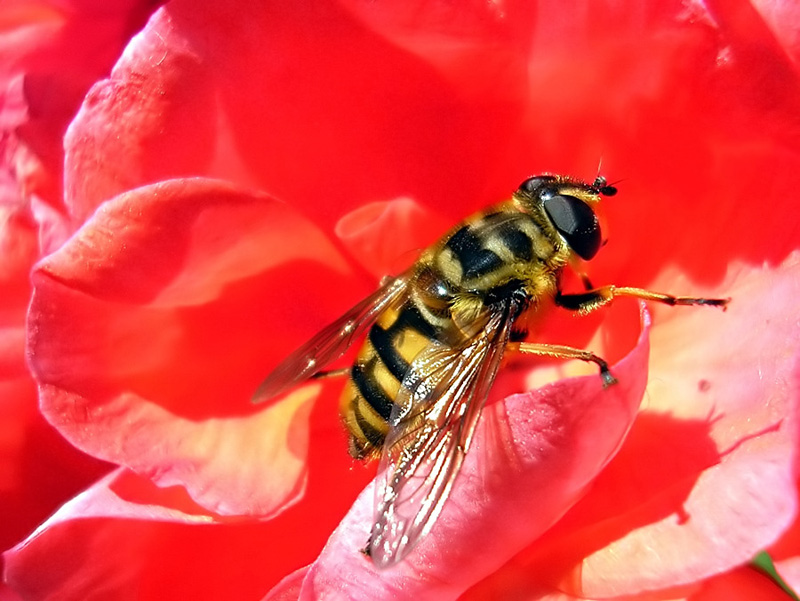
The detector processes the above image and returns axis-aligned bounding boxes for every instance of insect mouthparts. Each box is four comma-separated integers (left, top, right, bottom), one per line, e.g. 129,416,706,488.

590,176,618,197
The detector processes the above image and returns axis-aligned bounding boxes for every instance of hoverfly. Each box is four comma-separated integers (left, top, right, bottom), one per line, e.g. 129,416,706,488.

252,174,728,567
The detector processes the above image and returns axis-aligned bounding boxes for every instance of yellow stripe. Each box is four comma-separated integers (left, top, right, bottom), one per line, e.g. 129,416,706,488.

436,248,463,285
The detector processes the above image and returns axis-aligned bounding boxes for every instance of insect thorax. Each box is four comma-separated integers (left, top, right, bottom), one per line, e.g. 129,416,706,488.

340,203,566,460
426,203,565,305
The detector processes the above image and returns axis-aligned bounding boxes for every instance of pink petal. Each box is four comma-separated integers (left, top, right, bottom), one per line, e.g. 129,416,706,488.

575,260,799,597
28,178,359,516
335,197,450,278
5,389,382,600
261,567,308,601
775,556,800,597
3,469,318,600
0,149,108,558
751,0,800,65
688,565,791,601
299,307,651,599
63,1,533,227
527,565,793,601
0,372,109,556
5,1,797,598
462,257,800,598
768,477,800,592
0,0,161,210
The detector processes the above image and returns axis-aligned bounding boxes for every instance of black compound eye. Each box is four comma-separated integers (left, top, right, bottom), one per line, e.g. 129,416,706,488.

543,194,602,260
518,175,557,195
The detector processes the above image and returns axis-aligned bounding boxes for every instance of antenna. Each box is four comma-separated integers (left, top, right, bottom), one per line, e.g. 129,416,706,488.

590,175,618,197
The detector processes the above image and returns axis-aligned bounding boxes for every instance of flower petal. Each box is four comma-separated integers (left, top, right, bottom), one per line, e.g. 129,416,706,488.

4,389,380,601
0,0,161,210
526,565,794,601
688,565,792,601
261,567,308,601
573,258,799,597
0,146,109,559
335,197,449,278
300,307,651,599
4,469,311,600
751,0,800,65
465,256,800,599
28,178,358,516
64,1,532,228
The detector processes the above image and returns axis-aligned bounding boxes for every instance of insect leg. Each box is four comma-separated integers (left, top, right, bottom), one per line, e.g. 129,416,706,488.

556,286,730,313
309,368,350,380
507,342,617,387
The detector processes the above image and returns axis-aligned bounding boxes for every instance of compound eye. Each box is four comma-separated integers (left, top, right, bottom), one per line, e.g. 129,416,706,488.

518,175,557,195
543,194,602,260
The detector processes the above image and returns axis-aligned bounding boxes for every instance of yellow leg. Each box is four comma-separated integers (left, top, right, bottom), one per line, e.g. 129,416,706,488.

556,285,730,313
507,341,617,387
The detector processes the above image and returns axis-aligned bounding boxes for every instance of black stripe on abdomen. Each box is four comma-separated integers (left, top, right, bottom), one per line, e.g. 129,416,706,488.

368,304,438,381
351,360,394,421
352,401,388,451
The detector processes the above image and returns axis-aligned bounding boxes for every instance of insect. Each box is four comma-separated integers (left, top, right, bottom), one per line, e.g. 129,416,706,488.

252,174,728,567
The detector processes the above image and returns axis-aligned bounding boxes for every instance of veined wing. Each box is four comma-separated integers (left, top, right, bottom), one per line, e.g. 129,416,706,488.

251,275,409,404
367,297,522,567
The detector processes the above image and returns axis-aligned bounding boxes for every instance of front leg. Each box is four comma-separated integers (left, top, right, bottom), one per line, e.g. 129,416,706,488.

556,285,730,313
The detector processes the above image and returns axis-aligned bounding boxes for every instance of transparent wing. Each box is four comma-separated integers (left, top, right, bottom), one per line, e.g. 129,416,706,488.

251,275,409,404
367,302,518,567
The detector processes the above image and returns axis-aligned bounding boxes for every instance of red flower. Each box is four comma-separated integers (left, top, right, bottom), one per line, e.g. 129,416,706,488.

4,1,800,599
0,0,162,594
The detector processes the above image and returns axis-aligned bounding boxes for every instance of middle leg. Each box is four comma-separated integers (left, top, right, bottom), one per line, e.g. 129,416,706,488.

507,341,617,387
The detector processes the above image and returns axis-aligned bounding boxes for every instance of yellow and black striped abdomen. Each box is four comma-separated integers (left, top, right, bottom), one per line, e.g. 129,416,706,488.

339,300,438,459
340,205,563,459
